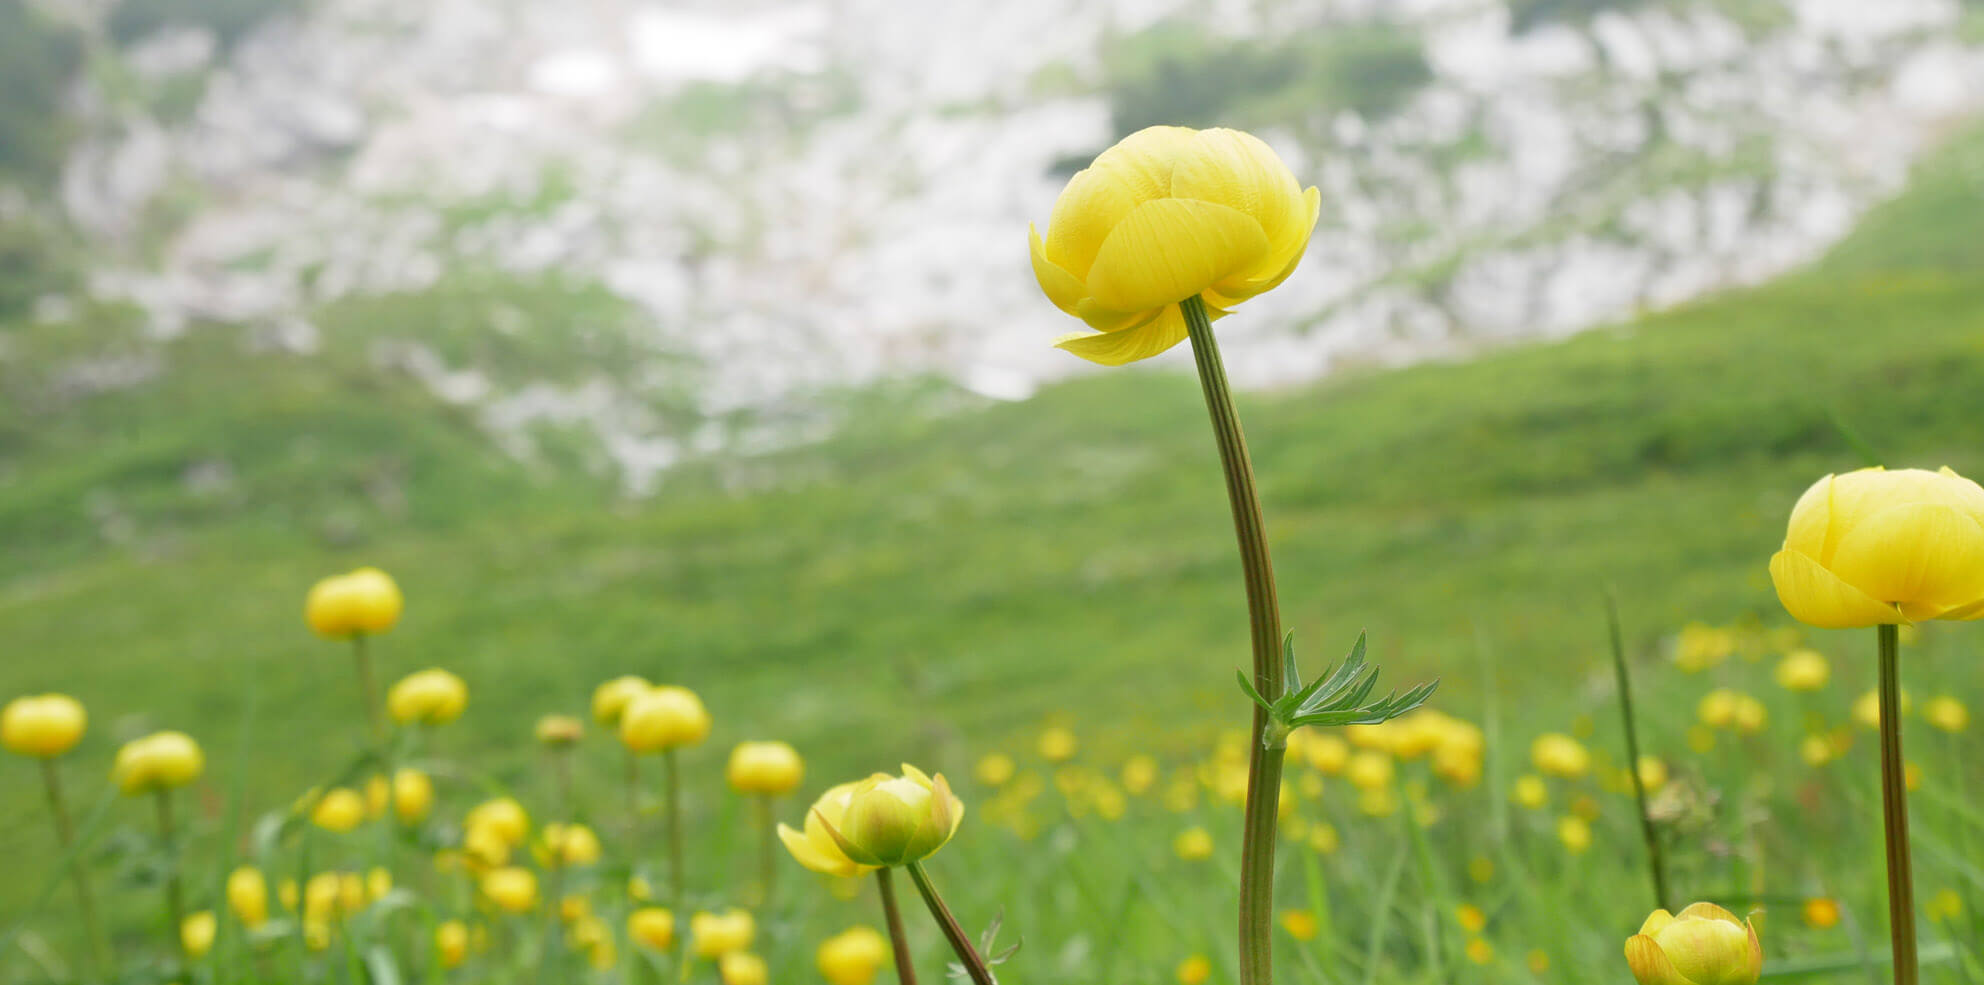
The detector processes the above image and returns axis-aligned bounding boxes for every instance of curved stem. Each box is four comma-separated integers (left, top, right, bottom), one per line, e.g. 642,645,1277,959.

41,759,105,975
905,862,994,985
155,790,188,960
1182,295,1286,985
1877,623,1918,985
876,868,919,985
1606,592,1669,911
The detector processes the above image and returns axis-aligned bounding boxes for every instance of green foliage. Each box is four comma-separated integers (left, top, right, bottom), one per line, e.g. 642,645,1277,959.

1103,22,1431,138
0,212,78,321
106,0,304,47
1818,124,1984,277
0,0,83,183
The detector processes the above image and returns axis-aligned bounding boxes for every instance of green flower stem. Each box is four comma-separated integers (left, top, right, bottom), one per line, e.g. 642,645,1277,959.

39,758,105,975
155,789,188,961
875,867,919,985
905,862,995,985
1877,623,1918,985
754,795,776,905
1181,294,1287,985
1606,593,1669,911
351,634,382,744
665,747,688,983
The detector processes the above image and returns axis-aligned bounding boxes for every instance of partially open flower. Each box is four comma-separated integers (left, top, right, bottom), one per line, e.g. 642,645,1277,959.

305,567,403,638
112,731,204,795
817,765,964,868
780,780,882,879
1,694,86,758
691,909,756,958
728,741,805,796
387,668,468,726
620,686,711,753
591,675,651,727
1625,902,1763,985
1770,467,1984,628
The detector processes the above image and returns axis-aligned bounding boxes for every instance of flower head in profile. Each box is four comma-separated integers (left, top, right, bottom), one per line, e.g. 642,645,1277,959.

1,694,86,758
815,765,965,868
1770,466,1984,628
305,567,403,638
620,686,711,753
780,780,882,878
817,926,890,985
112,731,204,794
691,909,756,958
727,741,805,796
1625,902,1762,985
387,668,468,726
1029,125,1321,365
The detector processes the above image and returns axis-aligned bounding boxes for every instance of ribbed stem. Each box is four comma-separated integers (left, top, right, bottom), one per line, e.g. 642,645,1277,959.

905,862,995,985
1182,295,1286,985
1877,623,1918,985
155,790,188,961
1606,593,1669,911
41,759,105,974
876,868,919,985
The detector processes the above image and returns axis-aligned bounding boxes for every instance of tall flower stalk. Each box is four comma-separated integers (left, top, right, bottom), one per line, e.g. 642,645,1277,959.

1876,623,1917,984
874,868,919,985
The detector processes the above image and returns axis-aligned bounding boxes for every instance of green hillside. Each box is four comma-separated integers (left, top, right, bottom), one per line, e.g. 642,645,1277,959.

2,122,1982,939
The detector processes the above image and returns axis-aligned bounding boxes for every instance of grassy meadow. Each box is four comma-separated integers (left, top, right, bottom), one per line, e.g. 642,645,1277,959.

2,118,1984,982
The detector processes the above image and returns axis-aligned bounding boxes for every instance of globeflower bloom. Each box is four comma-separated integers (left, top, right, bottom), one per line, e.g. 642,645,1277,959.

629,907,676,950
620,686,711,752
1530,733,1590,779
817,926,890,985
1775,649,1830,691
1769,467,1984,628
780,780,882,878
304,567,404,637
691,909,756,957
310,787,366,833
112,731,204,794
387,668,468,726
536,714,584,747
1624,902,1762,985
1028,125,1321,365
720,952,769,985
1,694,86,758
591,675,650,727
182,911,216,958
480,867,538,913
727,741,805,795
818,765,965,868
228,866,269,928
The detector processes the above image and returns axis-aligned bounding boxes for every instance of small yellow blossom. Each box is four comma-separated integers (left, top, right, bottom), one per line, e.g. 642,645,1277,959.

1279,909,1318,942
1176,954,1212,985
1801,897,1840,929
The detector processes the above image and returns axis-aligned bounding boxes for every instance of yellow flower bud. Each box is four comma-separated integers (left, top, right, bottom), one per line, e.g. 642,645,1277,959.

465,797,530,845
1731,695,1767,735
1029,126,1321,365
591,675,650,727
780,781,882,879
536,714,584,747
1636,757,1670,792
366,867,392,901
377,767,433,823
538,823,602,868
1801,897,1841,929
1345,750,1393,791
727,741,805,796
1173,826,1214,861
1530,733,1590,779
1926,695,1970,733
1176,954,1212,985
227,866,268,928
817,926,889,985
1774,649,1830,691
1557,815,1592,855
304,567,403,638
719,951,768,985
1,694,86,758
182,911,216,958
690,909,756,958
1305,734,1350,774
1624,902,1762,985
386,668,467,726
1278,909,1318,941
480,867,538,914
1456,903,1487,933
436,920,469,969
974,753,1016,787
1036,726,1078,762
1769,466,1984,628
629,907,676,951
111,731,204,795
1121,754,1159,795
1511,774,1548,810
619,686,710,753
311,787,366,833
1466,938,1494,965
819,765,964,868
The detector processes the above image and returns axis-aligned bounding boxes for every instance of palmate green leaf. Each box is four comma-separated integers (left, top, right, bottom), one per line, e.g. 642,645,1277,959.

1242,628,1436,743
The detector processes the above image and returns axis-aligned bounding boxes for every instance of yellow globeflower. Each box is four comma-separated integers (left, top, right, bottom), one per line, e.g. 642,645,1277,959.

620,686,711,753
1557,815,1592,855
1173,826,1215,861
304,567,403,638
466,797,530,845
111,731,203,794
1037,726,1078,762
480,867,538,914
536,714,584,747
819,765,964,868
591,675,650,727
182,910,216,958
538,823,603,867
1730,695,1767,735
1636,757,1670,792
366,866,392,901
780,781,882,878
1456,903,1487,933
1122,754,1160,796
974,752,1016,787
1774,649,1830,691
375,767,433,823
1466,938,1495,965
386,668,468,726
727,741,805,796
691,909,756,957
1029,126,1321,365
719,952,768,985
1176,955,1213,985
1801,897,1841,929
1345,750,1393,791
1512,774,1548,810
629,907,676,951
1305,734,1350,774
1278,909,1318,941
1531,733,1590,779
227,866,269,928
436,920,469,969
1769,467,1984,628
1925,695,1970,733
310,787,366,833
1624,902,1762,985
817,926,889,985
1,694,86,758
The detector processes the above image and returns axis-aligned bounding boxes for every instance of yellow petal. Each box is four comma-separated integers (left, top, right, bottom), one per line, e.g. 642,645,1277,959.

1029,225,1086,315
1674,902,1741,925
1206,185,1321,305
1053,305,1190,366
1829,503,1984,612
1073,299,1162,335
1744,919,1763,982
1169,129,1313,278
1043,166,1147,280
1769,549,1903,629
1639,910,1676,935
1090,125,1199,202
1782,474,1833,561
778,824,850,877
1085,199,1269,312
1624,935,1693,985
